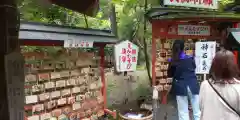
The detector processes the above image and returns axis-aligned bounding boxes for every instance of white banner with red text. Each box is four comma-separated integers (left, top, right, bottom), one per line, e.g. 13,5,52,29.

114,40,139,72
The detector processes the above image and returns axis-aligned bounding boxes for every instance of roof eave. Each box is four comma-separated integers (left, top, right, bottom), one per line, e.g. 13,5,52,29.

19,21,118,44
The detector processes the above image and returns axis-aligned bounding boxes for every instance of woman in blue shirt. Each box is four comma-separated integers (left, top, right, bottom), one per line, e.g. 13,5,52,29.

167,40,201,120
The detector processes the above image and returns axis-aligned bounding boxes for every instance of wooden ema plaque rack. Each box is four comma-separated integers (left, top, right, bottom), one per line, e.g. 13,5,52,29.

23,49,105,120
18,21,118,120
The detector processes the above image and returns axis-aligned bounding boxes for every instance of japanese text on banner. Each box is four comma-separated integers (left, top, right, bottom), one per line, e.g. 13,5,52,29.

114,40,139,72
64,39,93,48
163,0,218,9
195,42,216,74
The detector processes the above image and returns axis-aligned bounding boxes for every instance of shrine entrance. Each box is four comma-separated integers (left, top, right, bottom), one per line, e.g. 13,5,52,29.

146,7,240,119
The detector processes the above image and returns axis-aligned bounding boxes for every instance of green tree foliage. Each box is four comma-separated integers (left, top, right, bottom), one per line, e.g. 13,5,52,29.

19,0,111,54
19,0,111,28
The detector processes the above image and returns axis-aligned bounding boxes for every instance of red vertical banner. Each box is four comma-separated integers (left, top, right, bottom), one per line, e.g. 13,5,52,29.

233,51,238,65
233,23,239,65
233,23,239,28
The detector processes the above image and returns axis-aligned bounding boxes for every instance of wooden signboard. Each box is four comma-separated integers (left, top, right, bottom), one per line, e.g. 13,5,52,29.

151,21,219,39
114,40,139,72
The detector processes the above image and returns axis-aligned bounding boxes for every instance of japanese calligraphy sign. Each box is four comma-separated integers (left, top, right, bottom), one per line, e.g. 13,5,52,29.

195,42,216,74
5,52,25,120
64,39,93,48
178,25,210,36
114,40,139,72
164,0,218,9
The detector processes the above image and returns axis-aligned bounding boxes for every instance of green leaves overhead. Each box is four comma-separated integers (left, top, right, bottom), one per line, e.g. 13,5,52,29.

19,0,110,28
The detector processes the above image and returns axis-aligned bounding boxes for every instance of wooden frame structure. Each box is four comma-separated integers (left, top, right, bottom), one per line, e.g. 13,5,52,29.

20,21,118,119
146,7,240,104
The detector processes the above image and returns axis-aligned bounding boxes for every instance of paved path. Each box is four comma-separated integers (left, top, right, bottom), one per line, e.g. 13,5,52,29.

156,104,178,120
155,98,178,120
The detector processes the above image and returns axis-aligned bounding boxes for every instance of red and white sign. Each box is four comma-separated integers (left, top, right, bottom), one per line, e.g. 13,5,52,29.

178,25,210,36
164,0,218,9
64,39,93,48
114,40,139,72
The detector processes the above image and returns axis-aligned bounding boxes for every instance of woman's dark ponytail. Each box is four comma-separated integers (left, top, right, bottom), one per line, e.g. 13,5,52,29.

172,40,185,63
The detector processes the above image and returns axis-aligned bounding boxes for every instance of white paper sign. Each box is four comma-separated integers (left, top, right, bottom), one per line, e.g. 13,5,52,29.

195,42,216,74
114,40,139,72
64,39,93,48
5,52,25,120
152,86,158,99
164,0,218,9
178,25,210,36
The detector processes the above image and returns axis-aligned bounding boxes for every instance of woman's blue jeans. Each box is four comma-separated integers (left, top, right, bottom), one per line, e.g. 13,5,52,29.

176,87,201,120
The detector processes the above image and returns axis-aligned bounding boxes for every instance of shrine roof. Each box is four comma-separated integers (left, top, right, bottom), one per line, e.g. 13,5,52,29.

146,7,240,22
19,21,118,46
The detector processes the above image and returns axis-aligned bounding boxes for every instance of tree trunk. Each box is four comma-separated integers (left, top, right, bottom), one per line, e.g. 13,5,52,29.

0,0,21,120
84,14,89,28
110,3,121,75
109,3,118,37
236,0,240,4
143,0,152,85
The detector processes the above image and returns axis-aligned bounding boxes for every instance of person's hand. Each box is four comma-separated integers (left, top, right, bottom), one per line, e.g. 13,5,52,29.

156,85,163,91
168,58,172,62
164,84,172,94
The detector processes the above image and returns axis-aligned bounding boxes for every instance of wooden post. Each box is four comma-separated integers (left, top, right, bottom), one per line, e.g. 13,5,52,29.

100,45,107,109
152,33,157,86
0,0,21,120
100,44,117,118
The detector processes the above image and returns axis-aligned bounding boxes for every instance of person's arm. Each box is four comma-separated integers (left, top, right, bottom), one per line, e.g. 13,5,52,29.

236,84,240,113
199,87,203,111
167,62,175,78
191,56,196,69
199,80,207,111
